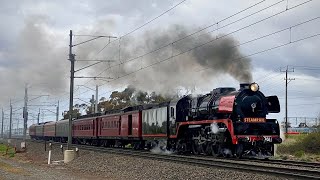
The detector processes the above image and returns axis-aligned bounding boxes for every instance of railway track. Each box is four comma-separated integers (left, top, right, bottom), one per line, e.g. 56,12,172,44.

238,158,320,169
19,139,320,179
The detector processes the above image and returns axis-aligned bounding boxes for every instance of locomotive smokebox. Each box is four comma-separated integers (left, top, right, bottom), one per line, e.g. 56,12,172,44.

239,83,250,89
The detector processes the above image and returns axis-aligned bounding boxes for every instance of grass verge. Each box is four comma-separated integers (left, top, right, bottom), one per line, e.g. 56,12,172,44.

276,133,320,162
0,143,16,157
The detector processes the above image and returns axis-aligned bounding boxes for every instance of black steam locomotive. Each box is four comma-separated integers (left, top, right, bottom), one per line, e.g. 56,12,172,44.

168,83,282,157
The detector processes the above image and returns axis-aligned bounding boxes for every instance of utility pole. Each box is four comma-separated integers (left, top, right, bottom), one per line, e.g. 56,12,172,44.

16,117,19,131
95,85,98,113
9,99,12,139
1,108,4,138
68,30,74,150
37,108,40,124
91,95,95,113
56,100,59,121
67,30,116,150
280,66,295,135
23,84,28,140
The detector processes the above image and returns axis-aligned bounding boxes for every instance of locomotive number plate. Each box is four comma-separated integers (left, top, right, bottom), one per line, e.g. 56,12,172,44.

243,118,266,123
264,136,272,142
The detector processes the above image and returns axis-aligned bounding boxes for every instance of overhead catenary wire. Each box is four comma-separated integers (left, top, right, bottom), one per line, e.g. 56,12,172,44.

71,0,317,109
104,2,316,84
95,0,188,57
75,0,189,93
79,0,315,99
80,0,278,96
77,0,268,98
100,0,314,87
91,0,269,80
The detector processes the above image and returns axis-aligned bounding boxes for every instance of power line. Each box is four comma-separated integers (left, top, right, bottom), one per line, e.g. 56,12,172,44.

91,0,270,80
295,78,320,81
291,65,320,69
289,103,320,106
76,0,269,98
93,0,315,98
76,0,315,101
279,96,320,99
112,0,315,81
96,0,187,57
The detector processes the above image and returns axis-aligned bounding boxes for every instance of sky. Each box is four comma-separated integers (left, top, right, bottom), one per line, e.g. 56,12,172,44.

0,0,319,130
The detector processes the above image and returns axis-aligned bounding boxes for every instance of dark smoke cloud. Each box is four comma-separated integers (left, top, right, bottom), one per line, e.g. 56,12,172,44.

83,24,252,94
0,16,252,106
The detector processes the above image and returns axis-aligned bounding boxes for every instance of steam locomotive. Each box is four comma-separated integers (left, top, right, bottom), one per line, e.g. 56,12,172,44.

29,82,282,158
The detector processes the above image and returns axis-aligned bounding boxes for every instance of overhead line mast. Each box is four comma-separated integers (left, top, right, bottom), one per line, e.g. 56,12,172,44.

67,30,116,150
280,66,295,135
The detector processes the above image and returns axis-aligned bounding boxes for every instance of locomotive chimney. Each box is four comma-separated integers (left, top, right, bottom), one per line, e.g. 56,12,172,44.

240,83,250,89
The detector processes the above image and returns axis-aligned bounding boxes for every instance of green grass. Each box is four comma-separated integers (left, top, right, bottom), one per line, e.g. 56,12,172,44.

277,133,320,162
0,144,7,153
0,143,16,157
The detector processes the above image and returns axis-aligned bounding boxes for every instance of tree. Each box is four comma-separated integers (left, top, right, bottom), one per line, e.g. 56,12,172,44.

149,91,170,104
135,91,149,104
63,109,81,119
96,86,174,112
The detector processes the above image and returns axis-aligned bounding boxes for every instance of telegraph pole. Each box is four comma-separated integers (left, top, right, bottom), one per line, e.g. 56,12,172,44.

1,108,4,138
37,108,40,124
9,99,12,139
56,100,59,121
91,95,95,113
23,84,28,140
95,85,98,113
68,30,74,150
280,66,295,135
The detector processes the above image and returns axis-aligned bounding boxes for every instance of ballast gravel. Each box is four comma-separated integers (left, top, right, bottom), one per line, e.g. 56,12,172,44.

21,141,288,180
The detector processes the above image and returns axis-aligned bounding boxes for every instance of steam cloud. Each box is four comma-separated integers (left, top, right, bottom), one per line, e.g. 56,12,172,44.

210,123,219,134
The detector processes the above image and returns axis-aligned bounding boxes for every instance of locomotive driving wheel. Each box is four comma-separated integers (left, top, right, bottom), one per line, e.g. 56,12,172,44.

234,144,244,158
211,143,222,157
191,139,201,155
176,140,188,154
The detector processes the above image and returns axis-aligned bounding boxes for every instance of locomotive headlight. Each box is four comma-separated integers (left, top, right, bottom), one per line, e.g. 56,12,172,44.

250,83,259,92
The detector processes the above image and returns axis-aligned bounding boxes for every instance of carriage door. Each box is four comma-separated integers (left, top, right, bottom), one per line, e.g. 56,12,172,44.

169,106,177,136
128,115,133,135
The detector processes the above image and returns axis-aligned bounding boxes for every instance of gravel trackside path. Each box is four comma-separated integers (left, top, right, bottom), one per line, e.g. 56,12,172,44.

0,156,96,180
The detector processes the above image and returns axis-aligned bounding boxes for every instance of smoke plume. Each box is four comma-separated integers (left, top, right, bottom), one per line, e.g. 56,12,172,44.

1,16,252,106
83,24,252,94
